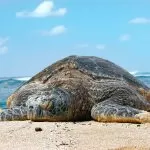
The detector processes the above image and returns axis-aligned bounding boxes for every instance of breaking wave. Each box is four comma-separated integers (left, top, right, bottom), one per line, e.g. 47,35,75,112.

130,71,150,77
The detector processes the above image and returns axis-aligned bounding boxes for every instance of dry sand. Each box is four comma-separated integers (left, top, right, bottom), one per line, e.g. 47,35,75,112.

0,121,150,150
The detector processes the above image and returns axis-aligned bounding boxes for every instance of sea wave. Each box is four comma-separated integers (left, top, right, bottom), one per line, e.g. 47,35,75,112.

0,77,28,108
130,71,150,77
129,71,138,76
0,77,31,83
14,77,31,81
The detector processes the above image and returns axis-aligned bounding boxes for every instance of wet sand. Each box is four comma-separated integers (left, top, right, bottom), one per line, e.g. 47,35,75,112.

0,121,150,150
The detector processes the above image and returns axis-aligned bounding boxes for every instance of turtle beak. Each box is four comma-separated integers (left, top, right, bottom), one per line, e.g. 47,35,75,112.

146,91,150,102
138,88,150,102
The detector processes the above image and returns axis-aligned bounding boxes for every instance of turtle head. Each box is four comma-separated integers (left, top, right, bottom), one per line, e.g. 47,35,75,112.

138,88,150,102
26,87,71,121
146,91,150,102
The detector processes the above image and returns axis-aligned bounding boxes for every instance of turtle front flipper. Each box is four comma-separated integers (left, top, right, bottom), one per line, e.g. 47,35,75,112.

91,100,150,123
91,85,150,123
0,106,27,121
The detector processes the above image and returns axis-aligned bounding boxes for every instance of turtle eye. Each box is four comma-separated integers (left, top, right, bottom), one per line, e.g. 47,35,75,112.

29,106,33,109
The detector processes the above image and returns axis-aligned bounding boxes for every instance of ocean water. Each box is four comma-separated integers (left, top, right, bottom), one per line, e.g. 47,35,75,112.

0,73,150,109
0,77,31,108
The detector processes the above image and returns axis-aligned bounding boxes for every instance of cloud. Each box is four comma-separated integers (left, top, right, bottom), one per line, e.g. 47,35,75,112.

16,0,67,18
0,37,9,55
96,44,105,50
119,34,130,41
41,25,67,36
129,17,150,24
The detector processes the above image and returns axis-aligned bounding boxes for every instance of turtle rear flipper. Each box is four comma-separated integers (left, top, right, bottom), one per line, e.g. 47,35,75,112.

0,106,27,121
91,100,150,123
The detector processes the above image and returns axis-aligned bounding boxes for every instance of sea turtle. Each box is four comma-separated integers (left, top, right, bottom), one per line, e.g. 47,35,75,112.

1,55,150,123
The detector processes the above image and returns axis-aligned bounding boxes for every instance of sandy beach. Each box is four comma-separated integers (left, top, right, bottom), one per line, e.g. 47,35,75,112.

0,121,150,150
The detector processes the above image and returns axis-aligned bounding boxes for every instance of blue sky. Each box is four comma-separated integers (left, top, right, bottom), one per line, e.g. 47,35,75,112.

0,0,150,77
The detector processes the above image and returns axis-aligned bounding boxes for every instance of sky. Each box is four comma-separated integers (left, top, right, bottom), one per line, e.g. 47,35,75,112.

0,0,150,77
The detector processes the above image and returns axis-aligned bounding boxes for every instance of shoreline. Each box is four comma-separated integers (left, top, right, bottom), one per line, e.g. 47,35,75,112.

0,121,150,150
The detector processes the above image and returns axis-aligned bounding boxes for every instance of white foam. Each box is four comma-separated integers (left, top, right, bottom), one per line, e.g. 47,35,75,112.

129,71,139,76
135,74,150,77
14,77,31,81
129,71,150,77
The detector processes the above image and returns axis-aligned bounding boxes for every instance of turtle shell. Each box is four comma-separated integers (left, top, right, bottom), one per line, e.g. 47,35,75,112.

29,55,148,90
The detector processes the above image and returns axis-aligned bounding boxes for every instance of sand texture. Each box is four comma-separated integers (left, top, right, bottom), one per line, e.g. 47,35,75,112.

0,121,150,150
